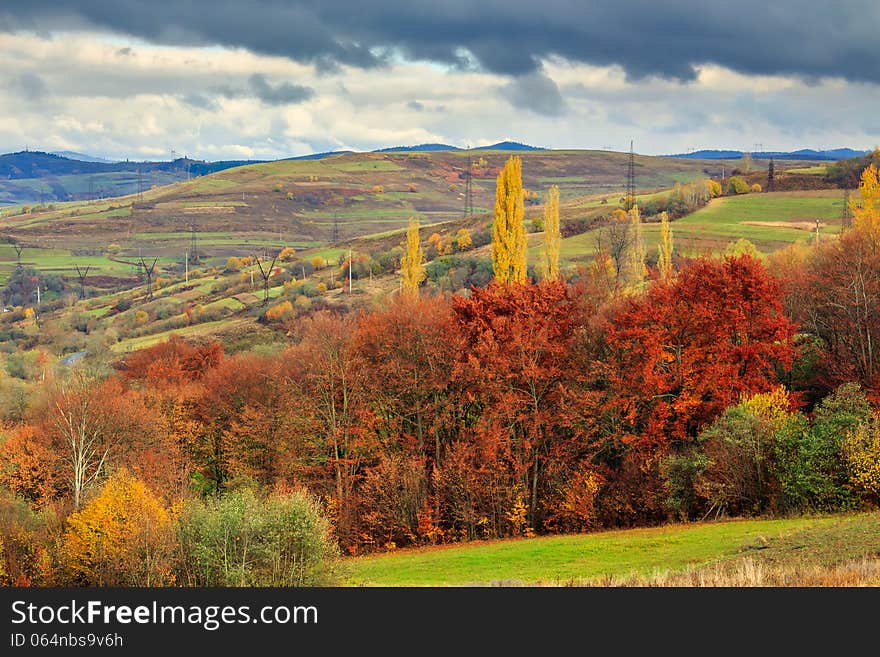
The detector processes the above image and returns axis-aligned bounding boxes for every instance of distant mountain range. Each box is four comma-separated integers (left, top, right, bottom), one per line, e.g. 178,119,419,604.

0,142,868,206
666,148,869,161
373,141,543,153
50,150,116,163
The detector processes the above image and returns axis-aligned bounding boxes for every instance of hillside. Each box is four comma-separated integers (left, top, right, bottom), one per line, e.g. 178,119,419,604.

346,513,880,586
0,148,847,360
0,151,263,205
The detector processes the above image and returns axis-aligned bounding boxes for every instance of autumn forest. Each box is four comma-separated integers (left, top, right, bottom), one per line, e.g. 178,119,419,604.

2,156,880,587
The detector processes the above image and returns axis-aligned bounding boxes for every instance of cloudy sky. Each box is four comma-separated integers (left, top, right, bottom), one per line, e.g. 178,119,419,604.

0,1,877,161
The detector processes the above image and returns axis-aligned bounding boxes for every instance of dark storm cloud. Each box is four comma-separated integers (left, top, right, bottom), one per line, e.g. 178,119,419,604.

247,74,314,106
209,75,314,106
500,70,566,116
0,1,878,83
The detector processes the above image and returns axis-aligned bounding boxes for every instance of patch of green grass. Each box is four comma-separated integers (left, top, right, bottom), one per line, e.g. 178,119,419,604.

787,165,827,175
344,515,864,586
111,319,235,353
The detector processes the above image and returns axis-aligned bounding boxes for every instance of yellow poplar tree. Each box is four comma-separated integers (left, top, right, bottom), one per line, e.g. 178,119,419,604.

657,211,674,281
492,156,526,283
400,216,426,297
629,204,646,283
851,163,880,232
541,185,561,281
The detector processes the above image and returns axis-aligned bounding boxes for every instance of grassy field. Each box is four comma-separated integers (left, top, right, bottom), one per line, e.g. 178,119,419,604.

553,189,846,264
344,513,880,586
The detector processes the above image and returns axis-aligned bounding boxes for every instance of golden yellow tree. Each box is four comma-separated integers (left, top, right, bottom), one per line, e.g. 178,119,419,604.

851,163,880,232
629,204,646,283
455,228,473,251
59,470,173,586
400,216,426,297
541,185,561,280
657,211,674,281
492,155,526,283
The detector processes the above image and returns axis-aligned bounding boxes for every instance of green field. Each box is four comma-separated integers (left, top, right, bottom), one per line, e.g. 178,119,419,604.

345,513,880,586
553,190,846,264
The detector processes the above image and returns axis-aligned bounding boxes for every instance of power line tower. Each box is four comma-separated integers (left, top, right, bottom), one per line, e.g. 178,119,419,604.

842,188,853,231
463,150,474,219
138,256,159,302
767,158,775,192
137,167,144,202
624,140,636,210
74,265,90,300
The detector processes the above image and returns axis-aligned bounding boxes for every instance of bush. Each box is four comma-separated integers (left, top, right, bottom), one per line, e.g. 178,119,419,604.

726,176,749,195
844,417,880,504
176,489,339,586
750,183,763,193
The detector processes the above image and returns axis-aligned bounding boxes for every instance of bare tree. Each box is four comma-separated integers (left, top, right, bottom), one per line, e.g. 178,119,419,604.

594,218,633,280
52,371,113,509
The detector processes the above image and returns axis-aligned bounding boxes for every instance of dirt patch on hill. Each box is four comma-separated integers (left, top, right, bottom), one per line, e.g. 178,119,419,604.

183,206,236,214
742,220,825,231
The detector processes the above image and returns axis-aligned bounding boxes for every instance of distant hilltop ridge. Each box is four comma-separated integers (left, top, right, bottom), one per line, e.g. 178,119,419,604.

666,148,870,161
4,143,869,174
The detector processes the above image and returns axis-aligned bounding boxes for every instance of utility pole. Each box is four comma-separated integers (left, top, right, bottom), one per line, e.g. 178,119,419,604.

815,219,821,248
348,246,353,294
185,250,189,283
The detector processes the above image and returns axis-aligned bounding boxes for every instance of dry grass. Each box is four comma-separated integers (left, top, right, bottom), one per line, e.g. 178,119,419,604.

597,556,880,587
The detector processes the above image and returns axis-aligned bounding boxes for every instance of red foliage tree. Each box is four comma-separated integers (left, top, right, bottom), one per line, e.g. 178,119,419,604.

452,281,578,529
603,254,796,450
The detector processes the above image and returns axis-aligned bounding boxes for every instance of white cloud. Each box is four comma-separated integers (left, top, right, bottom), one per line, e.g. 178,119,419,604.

0,31,875,160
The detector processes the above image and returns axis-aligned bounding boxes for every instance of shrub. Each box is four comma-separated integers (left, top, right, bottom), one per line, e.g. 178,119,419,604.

726,176,750,195
751,183,763,193
265,300,294,322
176,488,339,586
844,417,880,503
